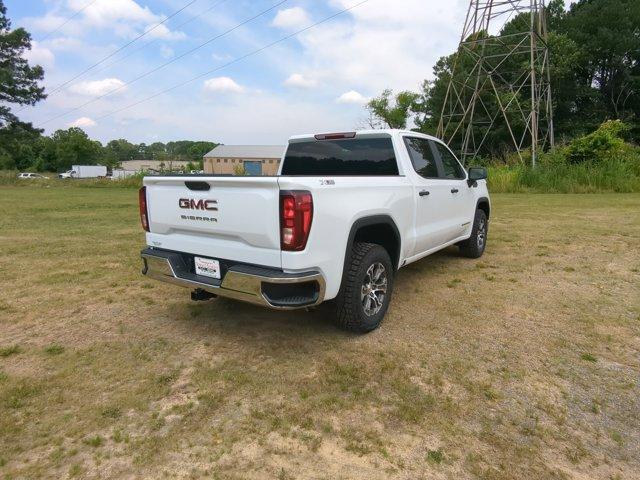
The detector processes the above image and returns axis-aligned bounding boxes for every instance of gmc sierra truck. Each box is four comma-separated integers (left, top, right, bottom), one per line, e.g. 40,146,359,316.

139,130,490,332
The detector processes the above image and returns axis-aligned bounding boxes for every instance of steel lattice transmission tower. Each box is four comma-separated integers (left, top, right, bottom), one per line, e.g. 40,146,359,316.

437,0,554,166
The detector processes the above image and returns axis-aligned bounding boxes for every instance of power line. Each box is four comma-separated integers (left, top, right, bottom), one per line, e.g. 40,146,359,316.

93,0,371,122
46,0,200,96
37,0,100,42
80,0,230,82
37,0,289,127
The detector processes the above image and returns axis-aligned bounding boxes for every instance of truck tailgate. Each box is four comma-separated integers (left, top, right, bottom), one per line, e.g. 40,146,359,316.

144,176,282,268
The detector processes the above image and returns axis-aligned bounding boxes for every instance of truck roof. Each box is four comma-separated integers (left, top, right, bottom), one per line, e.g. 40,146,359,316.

287,129,441,143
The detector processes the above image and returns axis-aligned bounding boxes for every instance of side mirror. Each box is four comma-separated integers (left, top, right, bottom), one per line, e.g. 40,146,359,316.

467,167,487,187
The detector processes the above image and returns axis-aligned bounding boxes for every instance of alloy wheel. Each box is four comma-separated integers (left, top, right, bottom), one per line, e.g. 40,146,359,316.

477,218,487,250
361,262,388,316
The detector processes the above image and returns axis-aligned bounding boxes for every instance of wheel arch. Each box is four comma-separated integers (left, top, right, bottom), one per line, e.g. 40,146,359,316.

343,215,402,275
476,197,490,219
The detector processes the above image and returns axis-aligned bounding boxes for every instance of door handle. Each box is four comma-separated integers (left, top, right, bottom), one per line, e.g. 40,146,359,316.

451,188,459,194
419,190,430,197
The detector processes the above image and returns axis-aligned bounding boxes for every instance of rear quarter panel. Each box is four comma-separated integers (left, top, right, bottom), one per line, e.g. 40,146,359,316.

278,176,413,299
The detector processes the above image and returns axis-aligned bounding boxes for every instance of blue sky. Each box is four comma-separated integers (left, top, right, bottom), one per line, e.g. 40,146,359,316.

8,0,569,145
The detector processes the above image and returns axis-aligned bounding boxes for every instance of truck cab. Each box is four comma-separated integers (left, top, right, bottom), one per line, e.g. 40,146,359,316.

58,170,77,179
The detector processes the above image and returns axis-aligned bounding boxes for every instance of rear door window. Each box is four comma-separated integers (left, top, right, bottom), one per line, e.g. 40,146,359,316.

281,137,398,176
403,137,439,178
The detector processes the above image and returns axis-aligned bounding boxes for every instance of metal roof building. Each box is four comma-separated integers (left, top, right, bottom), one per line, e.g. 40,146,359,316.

203,145,285,176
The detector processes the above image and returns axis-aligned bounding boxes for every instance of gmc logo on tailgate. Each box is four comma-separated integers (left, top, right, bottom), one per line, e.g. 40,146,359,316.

178,198,218,211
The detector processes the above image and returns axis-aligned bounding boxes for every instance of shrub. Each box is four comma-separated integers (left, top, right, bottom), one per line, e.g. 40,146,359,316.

538,147,568,168
564,120,629,164
0,170,22,185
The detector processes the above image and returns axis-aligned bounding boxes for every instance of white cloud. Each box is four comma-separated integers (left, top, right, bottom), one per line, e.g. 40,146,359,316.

68,0,159,26
272,7,311,30
39,36,118,65
102,91,358,145
47,36,85,50
23,41,55,69
68,78,127,96
69,117,96,128
160,45,174,59
144,23,186,41
26,14,83,37
203,77,244,94
284,73,318,89
287,0,468,95
25,0,184,40
337,90,368,104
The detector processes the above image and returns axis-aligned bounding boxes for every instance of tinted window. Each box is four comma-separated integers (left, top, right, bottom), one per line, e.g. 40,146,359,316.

404,137,439,178
435,143,465,179
281,137,398,176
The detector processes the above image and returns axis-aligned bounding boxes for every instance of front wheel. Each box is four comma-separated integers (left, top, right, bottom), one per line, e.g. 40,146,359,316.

335,242,394,333
459,209,488,258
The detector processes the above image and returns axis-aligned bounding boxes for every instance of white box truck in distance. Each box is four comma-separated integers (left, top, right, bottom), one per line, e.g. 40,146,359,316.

58,165,107,179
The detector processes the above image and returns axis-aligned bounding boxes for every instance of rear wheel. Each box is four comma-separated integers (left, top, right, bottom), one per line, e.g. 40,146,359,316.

459,209,488,258
335,242,394,333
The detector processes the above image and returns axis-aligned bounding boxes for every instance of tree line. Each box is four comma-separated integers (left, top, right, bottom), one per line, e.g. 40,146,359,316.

366,0,640,161
0,0,217,173
1,125,217,172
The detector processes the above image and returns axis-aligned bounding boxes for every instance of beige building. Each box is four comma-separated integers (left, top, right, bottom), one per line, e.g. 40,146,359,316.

120,159,191,173
203,145,285,176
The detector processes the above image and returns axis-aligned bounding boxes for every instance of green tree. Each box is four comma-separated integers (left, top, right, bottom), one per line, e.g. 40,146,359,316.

137,142,147,159
166,140,194,159
186,141,217,161
50,128,102,170
561,0,640,135
0,0,45,127
0,0,46,169
0,121,41,169
105,139,138,164
366,89,420,129
147,142,167,160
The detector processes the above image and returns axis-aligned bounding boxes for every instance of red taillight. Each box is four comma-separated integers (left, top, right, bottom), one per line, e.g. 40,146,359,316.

139,186,149,232
280,191,313,251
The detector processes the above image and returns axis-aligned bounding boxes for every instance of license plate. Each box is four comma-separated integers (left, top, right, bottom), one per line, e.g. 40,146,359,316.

194,257,221,279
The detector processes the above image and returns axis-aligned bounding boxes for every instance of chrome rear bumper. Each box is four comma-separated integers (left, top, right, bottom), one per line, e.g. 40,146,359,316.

140,248,325,310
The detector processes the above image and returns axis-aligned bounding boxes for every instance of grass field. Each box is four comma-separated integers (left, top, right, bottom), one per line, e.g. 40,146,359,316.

1,187,639,480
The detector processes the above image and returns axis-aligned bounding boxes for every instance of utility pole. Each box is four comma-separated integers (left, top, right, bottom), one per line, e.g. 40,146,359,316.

437,0,554,166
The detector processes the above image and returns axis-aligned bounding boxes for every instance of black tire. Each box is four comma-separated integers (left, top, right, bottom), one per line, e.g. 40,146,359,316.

459,209,488,259
335,242,394,333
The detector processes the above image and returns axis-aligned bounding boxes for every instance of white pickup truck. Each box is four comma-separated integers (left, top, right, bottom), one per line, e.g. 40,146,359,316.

139,130,490,332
